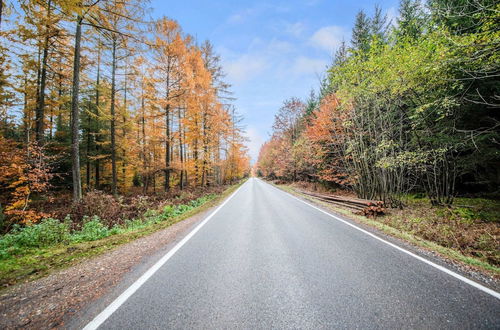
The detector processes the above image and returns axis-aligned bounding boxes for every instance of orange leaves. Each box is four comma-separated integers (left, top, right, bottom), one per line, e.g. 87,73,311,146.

0,137,53,225
133,17,249,190
257,93,351,187
304,94,351,186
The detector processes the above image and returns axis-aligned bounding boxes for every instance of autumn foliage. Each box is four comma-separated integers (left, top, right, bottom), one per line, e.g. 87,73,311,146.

0,137,53,224
0,1,249,229
257,95,350,187
257,1,500,207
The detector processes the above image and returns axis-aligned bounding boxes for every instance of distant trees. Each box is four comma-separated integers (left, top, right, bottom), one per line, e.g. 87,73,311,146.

0,0,249,224
257,0,500,206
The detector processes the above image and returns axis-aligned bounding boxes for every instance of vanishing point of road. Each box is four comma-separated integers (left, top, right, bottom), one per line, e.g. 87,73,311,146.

84,178,500,329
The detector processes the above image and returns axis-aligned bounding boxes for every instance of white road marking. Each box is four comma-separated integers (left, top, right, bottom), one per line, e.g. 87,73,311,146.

259,178,500,300
82,182,247,330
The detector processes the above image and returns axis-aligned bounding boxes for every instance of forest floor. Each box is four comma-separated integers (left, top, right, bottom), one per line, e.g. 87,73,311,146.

0,181,244,329
275,181,500,279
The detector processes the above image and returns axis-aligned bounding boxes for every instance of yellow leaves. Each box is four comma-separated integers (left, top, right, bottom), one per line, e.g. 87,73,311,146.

0,137,53,225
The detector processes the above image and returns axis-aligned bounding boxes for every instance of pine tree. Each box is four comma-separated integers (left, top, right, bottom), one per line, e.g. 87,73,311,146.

351,10,371,53
397,0,426,40
371,4,388,42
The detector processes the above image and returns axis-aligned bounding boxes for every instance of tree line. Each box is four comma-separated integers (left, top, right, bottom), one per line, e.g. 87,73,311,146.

257,0,499,207
0,0,250,224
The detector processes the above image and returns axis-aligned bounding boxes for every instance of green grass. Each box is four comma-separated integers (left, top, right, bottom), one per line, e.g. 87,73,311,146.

277,184,500,276
0,181,245,289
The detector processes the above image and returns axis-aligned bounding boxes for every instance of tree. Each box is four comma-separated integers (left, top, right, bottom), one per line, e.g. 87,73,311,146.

33,0,54,144
0,0,250,216
151,17,187,191
351,10,371,53
396,0,426,40
371,4,388,42
70,13,83,202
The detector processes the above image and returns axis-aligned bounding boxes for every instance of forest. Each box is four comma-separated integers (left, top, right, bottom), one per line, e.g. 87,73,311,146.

257,0,499,207
0,0,250,236
256,0,499,268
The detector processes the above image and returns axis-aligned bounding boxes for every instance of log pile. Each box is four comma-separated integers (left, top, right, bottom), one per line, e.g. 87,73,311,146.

298,190,385,217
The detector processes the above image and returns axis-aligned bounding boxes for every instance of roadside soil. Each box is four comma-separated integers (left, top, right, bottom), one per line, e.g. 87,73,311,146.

0,205,212,329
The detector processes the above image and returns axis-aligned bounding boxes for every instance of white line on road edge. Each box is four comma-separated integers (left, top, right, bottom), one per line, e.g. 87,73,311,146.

259,179,500,300
82,182,247,330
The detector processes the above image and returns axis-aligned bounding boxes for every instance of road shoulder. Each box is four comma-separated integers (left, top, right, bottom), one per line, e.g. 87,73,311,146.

265,180,500,293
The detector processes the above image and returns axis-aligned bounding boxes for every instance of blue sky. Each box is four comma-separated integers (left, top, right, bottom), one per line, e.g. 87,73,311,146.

150,0,400,162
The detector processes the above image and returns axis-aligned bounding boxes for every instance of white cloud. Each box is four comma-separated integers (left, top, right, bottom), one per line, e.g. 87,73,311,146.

221,37,295,84
227,8,258,24
266,39,293,53
292,56,328,75
245,127,266,163
285,21,306,38
310,25,347,52
224,54,267,83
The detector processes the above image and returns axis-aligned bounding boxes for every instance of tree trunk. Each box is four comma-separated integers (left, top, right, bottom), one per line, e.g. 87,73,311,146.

70,16,83,202
95,44,101,188
141,88,147,193
86,103,91,189
122,72,128,189
110,37,117,195
0,0,3,29
23,76,29,145
35,0,52,144
165,103,171,191
178,107,184,190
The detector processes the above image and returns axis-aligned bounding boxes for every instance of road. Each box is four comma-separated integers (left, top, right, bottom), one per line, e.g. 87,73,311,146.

85,178,500,329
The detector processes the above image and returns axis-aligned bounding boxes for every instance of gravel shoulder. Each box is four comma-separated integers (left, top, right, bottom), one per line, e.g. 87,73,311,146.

0,203,216,329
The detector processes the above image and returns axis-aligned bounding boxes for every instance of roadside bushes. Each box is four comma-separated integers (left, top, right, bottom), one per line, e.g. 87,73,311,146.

66,191,136,228
70,216,114,243
49,186,227,230
0,218,70,250
0,193,219,260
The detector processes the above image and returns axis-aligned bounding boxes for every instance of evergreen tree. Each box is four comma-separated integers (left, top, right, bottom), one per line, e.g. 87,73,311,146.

351,10,371,53
397,0,426,40
371,4,388,42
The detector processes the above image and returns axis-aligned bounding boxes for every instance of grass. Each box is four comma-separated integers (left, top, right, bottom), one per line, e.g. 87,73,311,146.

276,184,500,276
0,180,245,289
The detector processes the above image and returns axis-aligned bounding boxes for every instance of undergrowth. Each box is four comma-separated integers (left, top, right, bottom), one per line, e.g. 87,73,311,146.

0,194,217,261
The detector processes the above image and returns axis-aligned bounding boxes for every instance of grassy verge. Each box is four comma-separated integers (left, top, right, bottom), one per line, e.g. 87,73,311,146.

276,183,500,277
0,180,245,289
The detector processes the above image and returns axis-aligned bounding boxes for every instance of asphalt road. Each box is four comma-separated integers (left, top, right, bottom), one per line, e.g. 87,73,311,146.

87,178,500,329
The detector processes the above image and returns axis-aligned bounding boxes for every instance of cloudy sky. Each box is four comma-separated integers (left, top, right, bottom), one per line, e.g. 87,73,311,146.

151,0,399,162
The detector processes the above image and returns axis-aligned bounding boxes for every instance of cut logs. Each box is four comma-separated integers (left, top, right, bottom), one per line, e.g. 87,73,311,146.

298,190,385,217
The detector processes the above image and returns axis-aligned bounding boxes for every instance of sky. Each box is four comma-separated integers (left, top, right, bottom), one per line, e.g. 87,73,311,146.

150,0,400,162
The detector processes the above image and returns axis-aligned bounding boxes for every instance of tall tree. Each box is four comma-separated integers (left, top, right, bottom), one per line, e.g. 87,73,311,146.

397,0,426,40
70,14,83,201
34,0,53,143
371,4,388,42
351,10,371,53
151,18,186,191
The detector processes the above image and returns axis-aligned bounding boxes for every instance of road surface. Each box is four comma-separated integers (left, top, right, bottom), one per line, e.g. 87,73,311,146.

85,178,500,329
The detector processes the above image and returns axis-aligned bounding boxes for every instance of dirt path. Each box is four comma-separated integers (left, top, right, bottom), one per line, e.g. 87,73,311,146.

0,207,211,329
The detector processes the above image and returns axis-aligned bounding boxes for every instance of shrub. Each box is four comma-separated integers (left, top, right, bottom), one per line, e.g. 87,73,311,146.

70,191,124,228
71,216,111,242
162,205,175,218
0,189,222,260
0,218,70,251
